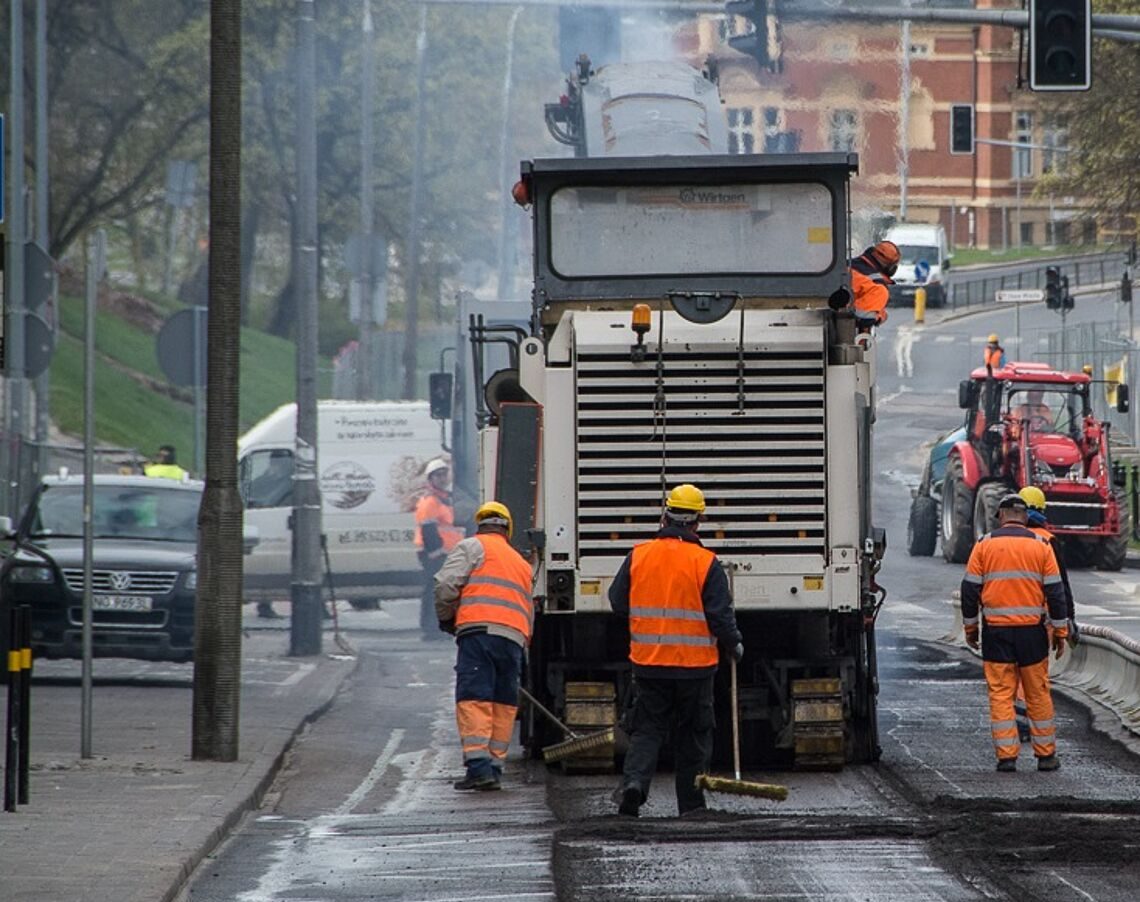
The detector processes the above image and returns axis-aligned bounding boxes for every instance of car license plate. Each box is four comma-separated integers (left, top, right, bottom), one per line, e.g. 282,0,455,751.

93,595,153,612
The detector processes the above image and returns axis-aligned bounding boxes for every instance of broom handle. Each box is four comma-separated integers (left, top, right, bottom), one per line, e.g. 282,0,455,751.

732,656,741,782
518,686,577,738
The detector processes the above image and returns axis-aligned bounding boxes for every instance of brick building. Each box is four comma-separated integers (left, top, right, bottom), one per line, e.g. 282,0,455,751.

691,0,1090,250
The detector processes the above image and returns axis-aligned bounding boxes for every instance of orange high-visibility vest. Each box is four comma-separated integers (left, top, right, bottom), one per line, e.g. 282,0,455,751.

455,533,534,641
983,345,1004,369
963,526,1062,628
414,491,463,552
850,267,890,324
628,537,718,669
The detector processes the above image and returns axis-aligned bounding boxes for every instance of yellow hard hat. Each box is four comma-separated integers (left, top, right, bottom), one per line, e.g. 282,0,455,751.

988,334,1000,344
475,500,513,537
1018,486,1047,511
665,484,706,514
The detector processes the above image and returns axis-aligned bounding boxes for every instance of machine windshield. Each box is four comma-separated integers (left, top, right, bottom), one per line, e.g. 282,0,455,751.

1006,384,1083,435
549,181,834,278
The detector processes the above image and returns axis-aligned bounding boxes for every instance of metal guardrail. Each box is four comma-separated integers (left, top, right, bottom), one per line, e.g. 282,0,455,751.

1051,624,1140,736
948,250,1129,310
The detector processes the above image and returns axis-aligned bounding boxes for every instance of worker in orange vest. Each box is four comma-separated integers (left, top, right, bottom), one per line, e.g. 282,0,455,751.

1012,485,1077,742
983,334,1006,371
435,501,533,790
961,493,1069,772
608,484,743,817
415,459,465,639
849,240,900,330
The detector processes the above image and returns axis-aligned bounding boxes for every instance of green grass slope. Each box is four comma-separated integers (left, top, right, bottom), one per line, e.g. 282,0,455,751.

50,292,324,464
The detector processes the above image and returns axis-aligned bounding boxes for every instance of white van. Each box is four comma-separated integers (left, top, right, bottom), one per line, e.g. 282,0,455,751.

882,223,952,308
238,401,446,605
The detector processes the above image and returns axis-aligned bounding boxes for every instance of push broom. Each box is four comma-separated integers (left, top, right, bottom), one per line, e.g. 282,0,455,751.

519,687,615,763
695,658,788,802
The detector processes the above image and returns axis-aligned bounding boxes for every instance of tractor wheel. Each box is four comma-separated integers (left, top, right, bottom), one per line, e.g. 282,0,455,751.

973,483,1007,543
1095,490,1131,572
941,456,976,563
907,495,938,556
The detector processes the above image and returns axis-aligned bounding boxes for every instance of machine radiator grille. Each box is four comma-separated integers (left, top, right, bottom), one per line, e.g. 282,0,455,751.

576,348,827,558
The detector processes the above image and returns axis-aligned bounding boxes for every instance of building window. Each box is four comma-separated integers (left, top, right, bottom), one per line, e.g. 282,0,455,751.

828,39,855,61
1020,222,1034,246
1014,111,1034,179
1042,122,1069,175
718,14,746,43
762,108,783,153
727,108,755,154
829,110,858,153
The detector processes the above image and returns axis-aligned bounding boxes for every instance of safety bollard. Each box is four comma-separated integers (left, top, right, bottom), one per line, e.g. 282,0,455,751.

914,287,927,323
4,606,23,812
18,606,31,805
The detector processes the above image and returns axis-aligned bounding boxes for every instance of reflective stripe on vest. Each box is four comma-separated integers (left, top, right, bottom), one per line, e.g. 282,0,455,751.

456,533,534,640
965,528,1059,627
628,537,717,668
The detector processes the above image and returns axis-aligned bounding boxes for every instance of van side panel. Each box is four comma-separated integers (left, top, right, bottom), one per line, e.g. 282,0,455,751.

239,401,446,601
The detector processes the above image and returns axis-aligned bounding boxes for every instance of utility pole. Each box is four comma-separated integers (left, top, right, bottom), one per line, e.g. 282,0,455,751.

192,0,244,762
495,7,524,300
402,6,428,400
33,0,50,478
355,0,376,401
898,0,911,221
6,0,28,463
291,0,323,656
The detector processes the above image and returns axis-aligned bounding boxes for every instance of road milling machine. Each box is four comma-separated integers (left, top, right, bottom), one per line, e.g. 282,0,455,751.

471,152,885,770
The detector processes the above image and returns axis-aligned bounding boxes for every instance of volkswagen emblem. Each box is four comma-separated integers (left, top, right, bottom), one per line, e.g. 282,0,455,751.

109,571,133,592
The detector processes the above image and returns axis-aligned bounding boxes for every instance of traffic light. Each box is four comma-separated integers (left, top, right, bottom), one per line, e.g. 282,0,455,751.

950,104,974,155
1029,0,1091,92
725,0,776,68
1045,266,1062,309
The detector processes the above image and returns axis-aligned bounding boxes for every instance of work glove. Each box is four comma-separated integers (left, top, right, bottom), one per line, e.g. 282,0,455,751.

1067,618,1080,648
1052,631,1066,660
964,627,980,651
732,642,744,664
439,618,456,636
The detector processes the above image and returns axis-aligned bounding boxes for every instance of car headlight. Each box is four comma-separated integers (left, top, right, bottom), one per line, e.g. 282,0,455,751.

185,570,197,591
8,565,54,583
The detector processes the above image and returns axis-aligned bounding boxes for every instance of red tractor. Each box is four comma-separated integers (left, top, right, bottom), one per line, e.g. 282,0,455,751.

936,361,1132,569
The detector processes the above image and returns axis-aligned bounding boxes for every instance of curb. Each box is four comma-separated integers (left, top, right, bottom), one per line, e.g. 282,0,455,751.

163,654,360,902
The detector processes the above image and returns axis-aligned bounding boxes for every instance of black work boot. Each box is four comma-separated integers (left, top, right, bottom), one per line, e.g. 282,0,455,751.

1037,755,1060,772
617,786,642,817
453,774,500,791
257,602,282,620
996,759,1017,772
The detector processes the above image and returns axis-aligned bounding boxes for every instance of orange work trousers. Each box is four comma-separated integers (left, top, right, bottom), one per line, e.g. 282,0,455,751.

984,657,1056,761
1013,624,1054,739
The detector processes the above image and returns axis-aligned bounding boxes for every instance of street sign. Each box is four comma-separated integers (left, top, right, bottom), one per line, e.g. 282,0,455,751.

995,289,1044,303
24,242,54,310
915,260,931,282
156,306,207,386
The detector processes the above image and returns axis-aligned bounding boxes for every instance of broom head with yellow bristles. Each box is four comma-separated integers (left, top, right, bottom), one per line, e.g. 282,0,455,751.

694,773,788,801
541,726,615,763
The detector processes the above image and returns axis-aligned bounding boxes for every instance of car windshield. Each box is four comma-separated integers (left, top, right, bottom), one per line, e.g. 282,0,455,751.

30,484,201,541
895,244,939,266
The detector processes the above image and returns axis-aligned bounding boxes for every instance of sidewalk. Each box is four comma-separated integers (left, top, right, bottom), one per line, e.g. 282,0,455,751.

0,609,360,902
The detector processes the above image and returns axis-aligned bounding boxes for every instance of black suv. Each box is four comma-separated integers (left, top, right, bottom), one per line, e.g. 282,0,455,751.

1,475,202,663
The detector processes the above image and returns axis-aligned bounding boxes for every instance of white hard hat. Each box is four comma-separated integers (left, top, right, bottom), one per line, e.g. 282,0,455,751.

424,459,450,478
